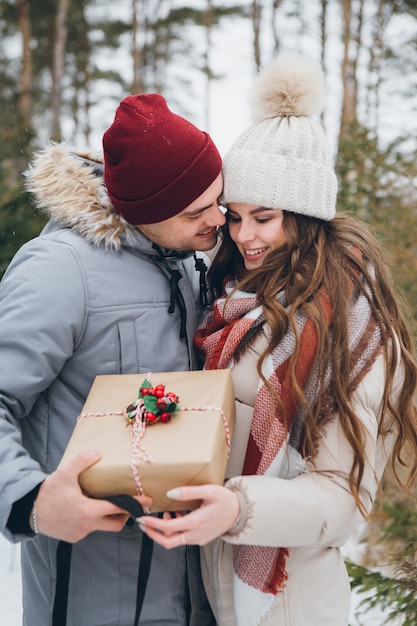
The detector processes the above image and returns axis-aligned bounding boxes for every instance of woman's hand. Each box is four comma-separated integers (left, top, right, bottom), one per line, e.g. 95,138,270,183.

137,484,240,549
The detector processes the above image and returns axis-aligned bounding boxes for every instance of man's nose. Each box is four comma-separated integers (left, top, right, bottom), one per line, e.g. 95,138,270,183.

207,204,226,227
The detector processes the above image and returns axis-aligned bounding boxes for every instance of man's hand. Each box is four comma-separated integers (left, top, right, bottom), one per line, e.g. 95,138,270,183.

34,451,152,543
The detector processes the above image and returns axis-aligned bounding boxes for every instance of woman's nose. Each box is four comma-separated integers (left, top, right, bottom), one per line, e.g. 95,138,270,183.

234,220,254,243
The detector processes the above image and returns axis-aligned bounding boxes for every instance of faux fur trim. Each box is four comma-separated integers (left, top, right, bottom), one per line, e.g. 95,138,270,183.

24,143,138,250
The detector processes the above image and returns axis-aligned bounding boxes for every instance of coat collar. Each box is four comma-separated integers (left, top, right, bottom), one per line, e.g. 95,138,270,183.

25,142,147,251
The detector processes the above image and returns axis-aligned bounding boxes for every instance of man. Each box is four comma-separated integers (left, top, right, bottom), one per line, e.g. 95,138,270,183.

0,94,225,625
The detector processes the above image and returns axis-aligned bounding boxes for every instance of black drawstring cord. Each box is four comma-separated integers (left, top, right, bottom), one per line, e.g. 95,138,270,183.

168,269,181,314
53,496,154,626
152,244,187,339
168,269,187,338
193,254,211,309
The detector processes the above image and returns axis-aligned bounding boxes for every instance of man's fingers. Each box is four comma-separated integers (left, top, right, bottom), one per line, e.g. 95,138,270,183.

58,450,101,479
131,494,153,512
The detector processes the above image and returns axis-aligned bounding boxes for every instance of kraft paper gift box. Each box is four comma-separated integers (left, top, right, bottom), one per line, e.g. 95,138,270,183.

60,370,236,512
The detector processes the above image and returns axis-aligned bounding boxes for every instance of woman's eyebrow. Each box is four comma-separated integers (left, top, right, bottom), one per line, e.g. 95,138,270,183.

228,206,274,216
250,206,274,214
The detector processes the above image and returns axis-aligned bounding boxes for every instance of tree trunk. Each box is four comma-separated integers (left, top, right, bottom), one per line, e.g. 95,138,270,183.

132,0,145,94
271,0,282,55
366,0,391,135
319,0,328,69
16,0,32,128
51,0,69,141
203,0,214,130
70,1,92,144
338,0,363,145
251,0,262,70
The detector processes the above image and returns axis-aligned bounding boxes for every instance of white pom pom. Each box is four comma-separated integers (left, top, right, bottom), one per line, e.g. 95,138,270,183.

252,55,326,122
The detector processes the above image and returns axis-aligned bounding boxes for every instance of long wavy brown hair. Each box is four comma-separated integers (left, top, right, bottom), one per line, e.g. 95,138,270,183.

208,211,417,515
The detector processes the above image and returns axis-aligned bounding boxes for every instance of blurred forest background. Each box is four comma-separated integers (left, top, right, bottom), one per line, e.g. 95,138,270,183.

1,0,417,622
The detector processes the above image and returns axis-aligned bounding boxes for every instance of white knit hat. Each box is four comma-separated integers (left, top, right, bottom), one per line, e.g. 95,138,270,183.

221,55,337,220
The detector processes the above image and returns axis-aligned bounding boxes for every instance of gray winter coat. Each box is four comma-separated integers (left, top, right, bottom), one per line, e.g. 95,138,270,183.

0,145,213,626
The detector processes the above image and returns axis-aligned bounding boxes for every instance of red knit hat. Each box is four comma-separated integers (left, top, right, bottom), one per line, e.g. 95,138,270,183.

103,94,222,225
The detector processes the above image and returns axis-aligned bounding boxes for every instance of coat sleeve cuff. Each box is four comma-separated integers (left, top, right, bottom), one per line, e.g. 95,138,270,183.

7,482,43,537
222,484,248,538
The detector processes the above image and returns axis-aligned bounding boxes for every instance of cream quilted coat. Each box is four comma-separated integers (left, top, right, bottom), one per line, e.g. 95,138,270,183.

201,330,402,626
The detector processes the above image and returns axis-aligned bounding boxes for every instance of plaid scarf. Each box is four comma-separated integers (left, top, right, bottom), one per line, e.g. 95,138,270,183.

194,278,382,626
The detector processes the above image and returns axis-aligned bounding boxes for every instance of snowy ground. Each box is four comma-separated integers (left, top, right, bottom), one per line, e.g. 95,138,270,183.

0,527,399,625
0,536,22,625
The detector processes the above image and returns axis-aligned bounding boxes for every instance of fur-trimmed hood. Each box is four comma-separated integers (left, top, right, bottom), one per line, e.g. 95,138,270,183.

24,143,141,250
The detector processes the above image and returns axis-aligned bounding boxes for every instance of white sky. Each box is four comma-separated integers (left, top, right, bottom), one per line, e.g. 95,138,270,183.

77,0,417,161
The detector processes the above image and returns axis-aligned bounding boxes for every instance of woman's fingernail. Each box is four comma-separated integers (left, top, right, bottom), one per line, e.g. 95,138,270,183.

166,488,180,499
137,519,146,530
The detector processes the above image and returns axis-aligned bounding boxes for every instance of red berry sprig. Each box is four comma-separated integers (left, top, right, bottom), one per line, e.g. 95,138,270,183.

138,378,179,424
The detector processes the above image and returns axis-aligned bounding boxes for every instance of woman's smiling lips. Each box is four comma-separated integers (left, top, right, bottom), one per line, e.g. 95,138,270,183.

244,247,267,256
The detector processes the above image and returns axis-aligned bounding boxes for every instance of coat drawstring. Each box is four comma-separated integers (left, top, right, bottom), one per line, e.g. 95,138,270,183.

193,253,211,309
152,244,187,339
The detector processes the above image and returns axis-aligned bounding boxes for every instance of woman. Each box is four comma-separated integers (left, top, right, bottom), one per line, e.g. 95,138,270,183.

138,55,417,626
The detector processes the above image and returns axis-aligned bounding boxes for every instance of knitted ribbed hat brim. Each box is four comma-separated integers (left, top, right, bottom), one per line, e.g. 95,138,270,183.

221,117,337,220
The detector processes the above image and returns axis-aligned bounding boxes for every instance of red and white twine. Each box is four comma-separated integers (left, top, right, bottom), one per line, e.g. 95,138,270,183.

77,402,231,496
